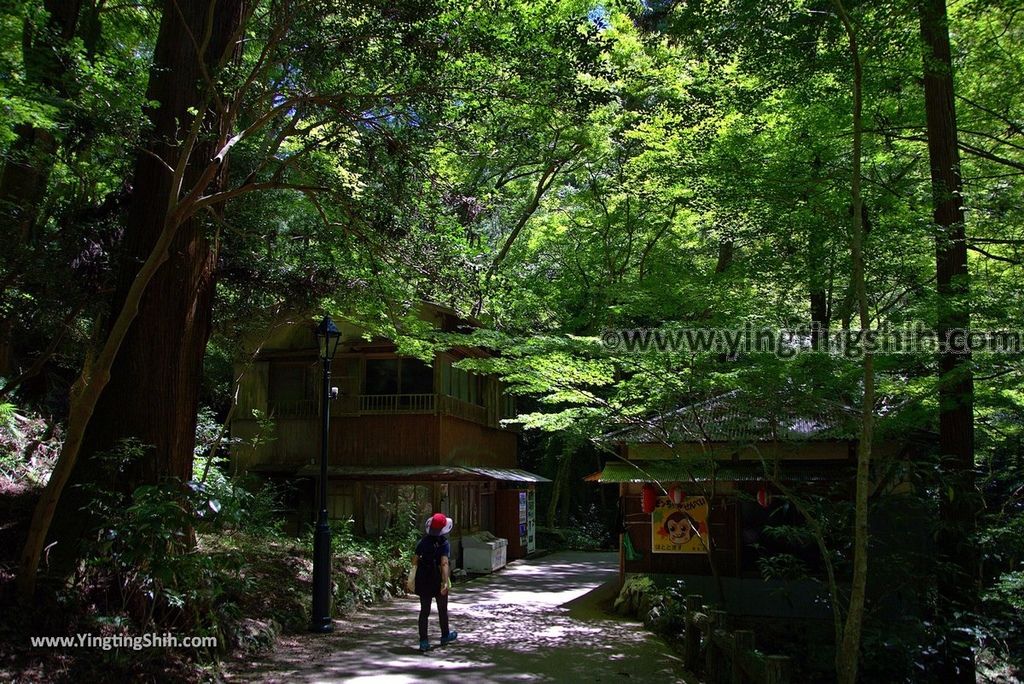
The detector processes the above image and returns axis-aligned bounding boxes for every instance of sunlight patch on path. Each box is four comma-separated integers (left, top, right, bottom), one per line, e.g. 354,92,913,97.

224,551,687,683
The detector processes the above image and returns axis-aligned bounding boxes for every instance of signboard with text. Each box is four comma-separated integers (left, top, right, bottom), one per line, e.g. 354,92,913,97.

651,496,710,554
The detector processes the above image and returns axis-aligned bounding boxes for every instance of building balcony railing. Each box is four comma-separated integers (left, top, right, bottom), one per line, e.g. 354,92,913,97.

359,393,490,424
359,393,436,413
271,393,496,426
437,394,488,424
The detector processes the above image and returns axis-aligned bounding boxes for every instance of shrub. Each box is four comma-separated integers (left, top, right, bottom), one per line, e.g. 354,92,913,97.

613,575,689,636
189,455,286,537
81,475,245,647
74,441,274,657
980,569,1024,675
328,494,421,610
0,401,18,476
564,503,612,550
0,400,60,484
643,579,689,636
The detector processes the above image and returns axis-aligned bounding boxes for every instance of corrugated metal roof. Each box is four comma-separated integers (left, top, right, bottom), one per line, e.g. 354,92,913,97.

604,390,861,445
294,464,549,483
464,467,551,483
586,460,841,484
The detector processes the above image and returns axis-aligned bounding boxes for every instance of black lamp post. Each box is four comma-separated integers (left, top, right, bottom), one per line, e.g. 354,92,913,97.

311,315,341,633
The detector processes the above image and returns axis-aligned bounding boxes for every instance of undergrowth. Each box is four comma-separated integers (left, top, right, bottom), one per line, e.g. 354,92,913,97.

1,434,422,683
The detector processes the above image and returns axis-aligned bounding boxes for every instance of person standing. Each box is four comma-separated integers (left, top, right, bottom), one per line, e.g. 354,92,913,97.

410,513,458,652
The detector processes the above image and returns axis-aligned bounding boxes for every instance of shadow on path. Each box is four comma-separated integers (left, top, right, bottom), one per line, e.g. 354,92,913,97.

225,551,687,683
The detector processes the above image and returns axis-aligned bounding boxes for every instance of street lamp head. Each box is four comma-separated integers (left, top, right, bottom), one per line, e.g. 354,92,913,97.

316,315,342,360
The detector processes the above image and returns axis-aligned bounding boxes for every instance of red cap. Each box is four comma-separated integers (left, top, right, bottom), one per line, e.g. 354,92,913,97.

429,513,448,530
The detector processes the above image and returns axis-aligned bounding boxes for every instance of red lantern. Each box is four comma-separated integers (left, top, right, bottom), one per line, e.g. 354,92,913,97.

757,487,771,509
670,486,685,505
641,484,658,514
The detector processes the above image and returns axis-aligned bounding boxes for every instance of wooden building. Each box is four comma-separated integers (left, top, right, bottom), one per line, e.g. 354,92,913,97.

589,391,916,618
229,303,546,566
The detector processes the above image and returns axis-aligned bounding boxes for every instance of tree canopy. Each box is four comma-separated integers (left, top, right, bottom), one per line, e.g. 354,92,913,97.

1,0,1022,680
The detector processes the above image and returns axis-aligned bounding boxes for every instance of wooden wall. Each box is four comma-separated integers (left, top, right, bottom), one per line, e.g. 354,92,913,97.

235,361,269,416
233,412,520,470
440,416,517,468
620,483,739,577
230,416,318,470
329,414,441,465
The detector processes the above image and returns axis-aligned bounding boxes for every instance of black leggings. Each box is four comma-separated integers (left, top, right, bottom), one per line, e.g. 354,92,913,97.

418,593,449,641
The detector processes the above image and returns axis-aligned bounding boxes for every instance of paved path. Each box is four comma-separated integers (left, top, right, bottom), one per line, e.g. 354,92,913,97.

225,551,687,683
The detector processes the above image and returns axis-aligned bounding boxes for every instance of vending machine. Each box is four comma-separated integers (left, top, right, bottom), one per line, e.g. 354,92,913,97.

527,488,536,553
497,486,537,559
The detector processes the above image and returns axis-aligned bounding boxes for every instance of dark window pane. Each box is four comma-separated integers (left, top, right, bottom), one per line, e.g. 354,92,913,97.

331,357,359,381
331,357,360,400
402,359,433,394
365,359,399,395
451,367,469,401
270,364,311,402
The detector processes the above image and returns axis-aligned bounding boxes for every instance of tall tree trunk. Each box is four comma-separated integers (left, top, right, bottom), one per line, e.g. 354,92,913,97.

808,229,830,350
807,156,830,349
833,3,873,682
554,446,575,528
809,290,829,348
714,238,734,274
919,1,977,680
36,0,248,578
0,0,84,377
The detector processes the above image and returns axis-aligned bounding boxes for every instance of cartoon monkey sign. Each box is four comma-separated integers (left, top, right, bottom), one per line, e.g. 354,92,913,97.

651,495,710,554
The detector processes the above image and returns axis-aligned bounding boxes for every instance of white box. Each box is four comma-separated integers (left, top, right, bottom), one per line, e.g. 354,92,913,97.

462,532,508,573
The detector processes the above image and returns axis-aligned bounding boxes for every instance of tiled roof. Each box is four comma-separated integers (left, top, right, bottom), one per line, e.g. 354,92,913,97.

604,390,861,445
585,460,844,484
294,464,550,483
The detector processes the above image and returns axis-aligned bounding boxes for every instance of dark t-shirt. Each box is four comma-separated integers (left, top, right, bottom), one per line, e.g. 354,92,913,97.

414,535,450,597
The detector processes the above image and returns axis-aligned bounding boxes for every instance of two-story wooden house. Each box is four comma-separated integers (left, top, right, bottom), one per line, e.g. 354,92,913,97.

229,303,546,565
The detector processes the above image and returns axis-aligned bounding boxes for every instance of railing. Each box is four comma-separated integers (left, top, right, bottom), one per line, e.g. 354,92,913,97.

268,399,318,418
359,393,435,413
682,595,791,684
438,394,488,424
269,394,496,424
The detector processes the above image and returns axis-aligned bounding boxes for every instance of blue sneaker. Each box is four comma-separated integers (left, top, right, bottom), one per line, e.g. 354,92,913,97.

419,639,431,652
441,631,458,646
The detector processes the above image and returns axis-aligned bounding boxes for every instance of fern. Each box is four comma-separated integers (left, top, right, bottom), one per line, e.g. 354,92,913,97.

0,402,15,429
0,402,17,471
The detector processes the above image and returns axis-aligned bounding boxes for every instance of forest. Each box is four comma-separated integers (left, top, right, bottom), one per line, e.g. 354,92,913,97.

0,0,1021,682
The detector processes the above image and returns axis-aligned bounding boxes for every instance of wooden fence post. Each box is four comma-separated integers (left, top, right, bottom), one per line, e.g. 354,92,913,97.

764,655,791,684
705,610,728,682
684,594,702,670
732,630,754,684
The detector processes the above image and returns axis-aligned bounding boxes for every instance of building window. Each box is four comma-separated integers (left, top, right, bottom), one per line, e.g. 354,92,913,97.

269,362,317,417
331,357,360,394
445,483,480,534
363,358,433,396
446,366,484,406
362,483,433,537
365,359,399,395
402,358,434,394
